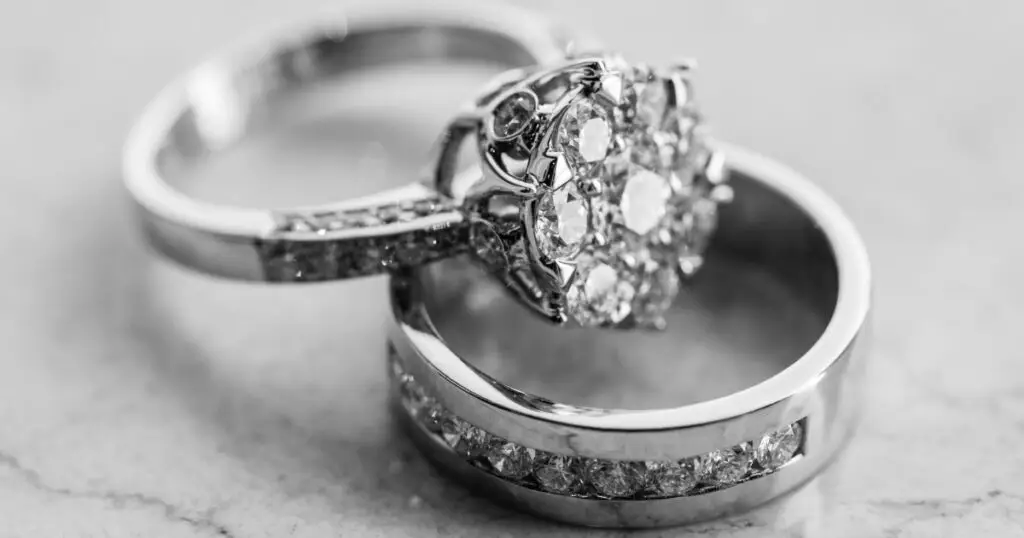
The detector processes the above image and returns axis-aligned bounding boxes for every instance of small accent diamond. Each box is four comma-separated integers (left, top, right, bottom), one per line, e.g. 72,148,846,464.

585,460,644,499
492,91,537,139
486,442,536,479
644,459,699,497
441,416,488,458
534,454,583,495
702,443,754,486
755,422,803,471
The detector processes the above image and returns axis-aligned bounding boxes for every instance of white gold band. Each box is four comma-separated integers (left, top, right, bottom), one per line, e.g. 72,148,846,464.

123,5,575,281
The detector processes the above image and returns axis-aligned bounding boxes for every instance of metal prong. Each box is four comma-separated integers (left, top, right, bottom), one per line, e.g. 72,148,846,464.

579,176,603,197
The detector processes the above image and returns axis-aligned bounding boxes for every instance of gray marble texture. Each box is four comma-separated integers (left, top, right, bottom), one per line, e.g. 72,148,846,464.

1,0,1022,536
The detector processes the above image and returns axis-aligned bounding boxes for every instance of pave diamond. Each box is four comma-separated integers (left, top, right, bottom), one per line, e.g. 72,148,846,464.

535,181,590,261
702,443,754,486
755,422,803,471
486,442,536,479
585,460,644,498
534,454,583,494
645,459,699,497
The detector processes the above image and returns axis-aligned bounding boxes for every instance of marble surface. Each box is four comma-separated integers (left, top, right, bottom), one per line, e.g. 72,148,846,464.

2,0,1023,536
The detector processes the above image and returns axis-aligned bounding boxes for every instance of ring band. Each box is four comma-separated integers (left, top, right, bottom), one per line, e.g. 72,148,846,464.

123,4,575,281
387,144,871,527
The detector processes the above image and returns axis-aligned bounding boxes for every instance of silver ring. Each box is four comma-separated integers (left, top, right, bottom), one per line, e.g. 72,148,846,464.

387,144,872,528
123,4,577,281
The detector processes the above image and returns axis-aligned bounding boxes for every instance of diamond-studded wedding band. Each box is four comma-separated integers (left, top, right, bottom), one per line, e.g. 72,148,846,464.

123,4,574,281
388,145,871,528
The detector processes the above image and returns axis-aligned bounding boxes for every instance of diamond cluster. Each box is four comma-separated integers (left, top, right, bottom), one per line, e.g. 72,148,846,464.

531,63,724,327
257,197,465,282
390,353,803,500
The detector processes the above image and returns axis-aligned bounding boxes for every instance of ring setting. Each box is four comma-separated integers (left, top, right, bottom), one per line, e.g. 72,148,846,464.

449,56,733,328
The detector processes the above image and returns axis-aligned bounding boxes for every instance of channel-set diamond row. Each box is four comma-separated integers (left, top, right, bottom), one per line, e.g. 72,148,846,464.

256,197,467,282
390,356,803,500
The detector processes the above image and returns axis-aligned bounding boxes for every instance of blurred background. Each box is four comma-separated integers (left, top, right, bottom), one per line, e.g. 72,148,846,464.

1,1,1021,536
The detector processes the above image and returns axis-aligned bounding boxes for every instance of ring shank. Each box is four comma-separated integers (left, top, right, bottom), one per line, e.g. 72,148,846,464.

124,6,574,281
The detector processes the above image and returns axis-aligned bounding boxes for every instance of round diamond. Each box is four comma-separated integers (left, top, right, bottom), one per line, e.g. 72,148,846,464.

440,416,488,459
567,259,635,325
632,263,680,324
702,444,754,486
755,423,803,471
534,454,583,494
636,78,669,127
644,460,698,497
492,91,537,139
557,99,612,166
398,375,429,416
486,442,536,479
621,167,671,235
535,181,590,261
585,460,643,499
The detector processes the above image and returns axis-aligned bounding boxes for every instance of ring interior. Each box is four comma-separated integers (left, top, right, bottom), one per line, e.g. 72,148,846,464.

154,25,545,186
411,167,839,409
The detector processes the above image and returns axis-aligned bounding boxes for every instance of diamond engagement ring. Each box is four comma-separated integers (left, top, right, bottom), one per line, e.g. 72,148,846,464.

389,145,871,528
433,55,728,328
123,4,577,282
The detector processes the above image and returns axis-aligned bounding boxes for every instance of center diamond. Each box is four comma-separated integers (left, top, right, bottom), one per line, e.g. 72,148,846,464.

621,167,671,235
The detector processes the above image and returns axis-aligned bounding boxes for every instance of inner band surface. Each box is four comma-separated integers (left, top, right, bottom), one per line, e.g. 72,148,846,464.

156,25,548,179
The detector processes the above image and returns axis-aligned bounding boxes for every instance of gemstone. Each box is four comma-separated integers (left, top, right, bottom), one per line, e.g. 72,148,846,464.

420,401,446,434
535,181,590,261
755,422,803,471
621,167,672,235
534,454,583,494
398,375,430,417
492,91,537,139
636,78,669,127
644,460,698,497
585,460,643,498
567,259,635,325
440,416,488,458
557,98,612,166
486,442,536,479
702,443,754,486
632,262,680,323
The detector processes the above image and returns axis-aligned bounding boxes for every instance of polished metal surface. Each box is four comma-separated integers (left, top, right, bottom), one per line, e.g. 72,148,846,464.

123,4,576,281
388,144,871,527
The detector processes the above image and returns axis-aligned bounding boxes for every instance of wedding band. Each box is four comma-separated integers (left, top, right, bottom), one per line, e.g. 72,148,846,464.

123,4,575,281
387,144,871,528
